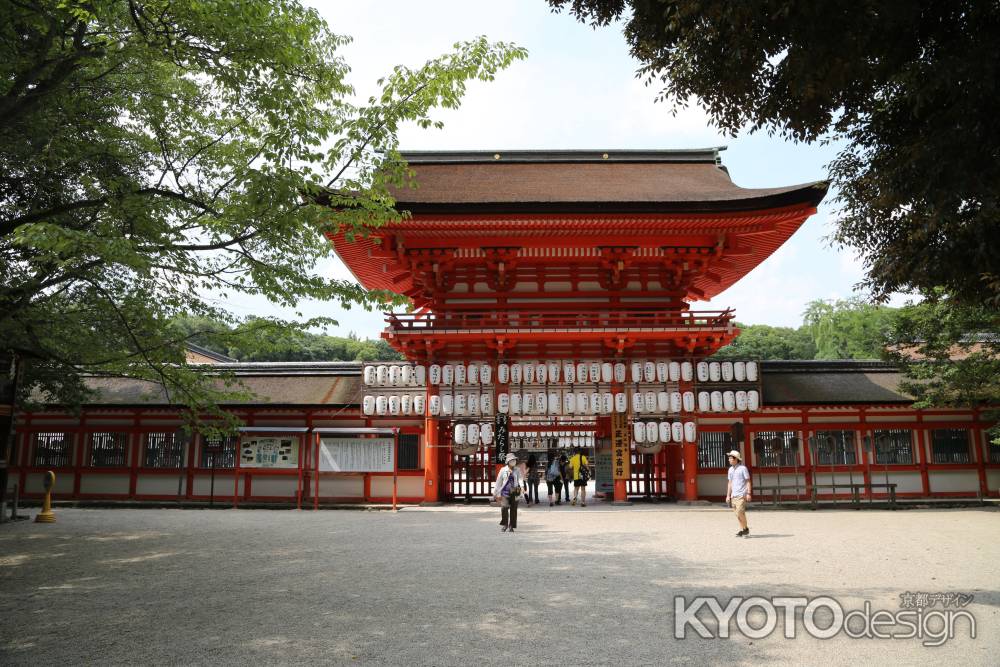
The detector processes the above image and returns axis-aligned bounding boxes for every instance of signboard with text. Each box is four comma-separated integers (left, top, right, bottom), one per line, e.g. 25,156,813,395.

494,414,509,464
611,412,630,480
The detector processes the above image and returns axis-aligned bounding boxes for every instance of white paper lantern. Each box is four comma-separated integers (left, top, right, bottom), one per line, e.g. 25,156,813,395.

564,392,576,414
589,362,601,385
429,364,441,385
669,361,681,383
455,394,467,416
362,395,375,415
400,394,412,415
614,392,628,413
363,366,376,386
658,422,672,443
723,391,736,412
510,363,522,385
698,391,711,413
670,392,682,414
536,362,548,385
646,421,659,443
601,362,613,384
467,364,479,385
682,391,695,413
442,364,454,385
633,421,646,443
453,423,467,445
480,423,493,445
576,362,588,384
681,361,694,382
388,366,401,387
497,363,510,384
376,365,388,386
375,395,388,416
630,362,643,383
497,393,510,414
672,422,684,443
614,362,627,383
643,361,656,383
468,393,480,416
588,391,600,415
414,395,426,415
402,366,414,386
548,361,561,383
429,395,441,416
535,391,547,415
523,362,535,385
644,391,657,413
657,391,670,413
414,365,426,386
480,393,493,415
735,390,748,412
601,392,613,415
524,392,536,415
721,361,734,382
576,392,588,415
684,422,697,443
548,391,561,415
631,391,644,414
656,362,668,383
510,392,522,415
455,364,467,386
709,362,721,382
696,362,709,382
710,391,723,412
467,423,479,445
441,394,454,416
746,361,759,382
480,364,492,386
733,361,746,382
747,390,760,411
563,361,576,384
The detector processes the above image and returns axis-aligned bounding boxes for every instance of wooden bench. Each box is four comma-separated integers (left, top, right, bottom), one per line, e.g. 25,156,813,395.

810,483,897,509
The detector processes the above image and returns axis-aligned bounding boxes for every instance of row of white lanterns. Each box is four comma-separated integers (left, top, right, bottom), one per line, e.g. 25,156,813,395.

634,421,698,444
361,388,760,416
363,360,760,388
452,422,494,446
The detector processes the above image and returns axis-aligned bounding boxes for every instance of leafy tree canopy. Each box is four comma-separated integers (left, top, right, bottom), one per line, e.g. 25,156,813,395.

1,0,525,426
712,323,816,360
549,0,1000,305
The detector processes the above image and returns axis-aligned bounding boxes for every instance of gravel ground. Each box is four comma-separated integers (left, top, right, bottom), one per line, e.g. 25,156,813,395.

1,503,998,666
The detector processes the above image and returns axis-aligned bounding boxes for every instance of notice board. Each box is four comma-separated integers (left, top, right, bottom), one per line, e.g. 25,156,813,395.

319,437,394,472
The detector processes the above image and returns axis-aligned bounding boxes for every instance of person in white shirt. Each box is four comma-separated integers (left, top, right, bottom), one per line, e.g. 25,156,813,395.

493,453,523,533
725,449,752,537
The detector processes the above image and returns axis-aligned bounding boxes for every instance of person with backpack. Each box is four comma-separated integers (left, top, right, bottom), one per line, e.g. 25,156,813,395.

559,453,571,503
569,447,590,507
526,453,541,505
493,452,523,533
545,451,563,506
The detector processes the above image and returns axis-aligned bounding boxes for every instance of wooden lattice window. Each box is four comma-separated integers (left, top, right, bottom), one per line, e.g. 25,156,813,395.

752,431,800,467
89,432,128,467
199,435,237,468
872,429,914,465
33,432,73,467
930,429,970,464
814,430,858,465
698,431,730,469
398,434,419,470
143,432,184,468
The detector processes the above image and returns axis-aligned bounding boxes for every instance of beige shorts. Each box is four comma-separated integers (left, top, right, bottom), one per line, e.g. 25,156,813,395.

731,496,747,517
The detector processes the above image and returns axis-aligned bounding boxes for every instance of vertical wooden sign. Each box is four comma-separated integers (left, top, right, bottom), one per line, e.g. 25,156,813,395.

494,413,509,464
612,412,630,480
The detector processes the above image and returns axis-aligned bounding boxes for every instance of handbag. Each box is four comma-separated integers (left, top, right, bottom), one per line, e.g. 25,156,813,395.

578,458,591,482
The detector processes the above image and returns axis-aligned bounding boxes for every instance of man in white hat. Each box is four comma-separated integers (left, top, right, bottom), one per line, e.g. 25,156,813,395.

493,453,524,533
725,450,752,537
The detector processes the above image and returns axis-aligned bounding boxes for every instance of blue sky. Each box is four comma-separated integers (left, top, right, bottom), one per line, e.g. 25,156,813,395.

218,1,906,338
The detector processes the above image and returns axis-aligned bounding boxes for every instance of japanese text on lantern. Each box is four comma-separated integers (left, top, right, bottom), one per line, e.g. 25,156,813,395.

612,412,630,480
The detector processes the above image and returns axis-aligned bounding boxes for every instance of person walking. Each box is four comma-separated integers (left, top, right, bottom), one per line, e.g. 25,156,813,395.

559,453,571,503
494,453,523,533
545,451,562,506
569,447,590,507
526,453,541,505
725,449,752,537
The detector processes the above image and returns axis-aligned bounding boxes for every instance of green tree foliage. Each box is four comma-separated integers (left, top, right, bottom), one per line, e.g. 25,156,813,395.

802,298,897,360
549,0,1000,304
713,323,816,360
170,316,403,362
885,296,1000,442
0,1,526,424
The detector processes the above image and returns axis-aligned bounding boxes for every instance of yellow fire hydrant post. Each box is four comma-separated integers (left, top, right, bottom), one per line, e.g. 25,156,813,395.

34,470,56,523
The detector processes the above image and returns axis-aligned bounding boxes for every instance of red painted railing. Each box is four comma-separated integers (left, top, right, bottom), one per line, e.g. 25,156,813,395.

385,308,735,332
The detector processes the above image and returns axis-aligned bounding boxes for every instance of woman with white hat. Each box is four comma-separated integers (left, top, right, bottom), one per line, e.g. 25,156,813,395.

493,453,524,533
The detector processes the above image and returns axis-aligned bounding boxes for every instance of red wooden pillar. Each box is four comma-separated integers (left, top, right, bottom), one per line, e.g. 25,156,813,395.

128,430,140,498
972,415,987,496
916,416,930,496
423,384,440,503
679,375,698,501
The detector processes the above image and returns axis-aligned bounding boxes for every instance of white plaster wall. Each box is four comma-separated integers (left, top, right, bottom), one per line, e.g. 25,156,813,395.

318,476,364,497
697,474,728,496
928,470,980,493
371,476,423,497
250,476,299,498
136,475,185,496
192,473,240,496
80,474,130,495
25,472,74,495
